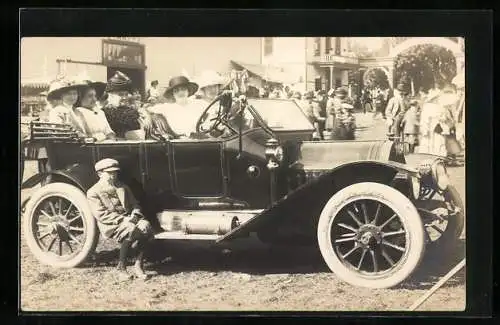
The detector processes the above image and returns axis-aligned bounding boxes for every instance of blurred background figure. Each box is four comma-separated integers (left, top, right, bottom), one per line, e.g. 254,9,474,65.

37,91,55,122
297,91,322,140
417,89,448,157
326,87,349,140
196,70,226,102
452,70,465,152
385,83,409,137
314,90,328,139
360,88,372,114
373,88,386,119
400,99,420,153
146,80,161,104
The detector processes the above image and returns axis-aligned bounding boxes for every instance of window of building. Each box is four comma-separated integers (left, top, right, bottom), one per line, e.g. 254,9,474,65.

335,37,341,55
264,37,273,56
325,37,332,54
314,37,321,56
315,77,322,91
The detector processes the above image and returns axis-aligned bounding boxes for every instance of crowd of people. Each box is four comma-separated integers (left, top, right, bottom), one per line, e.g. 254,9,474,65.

359,82,465,163
31,68,465,162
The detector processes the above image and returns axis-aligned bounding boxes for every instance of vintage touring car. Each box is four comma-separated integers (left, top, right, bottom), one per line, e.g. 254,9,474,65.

20,95,464,289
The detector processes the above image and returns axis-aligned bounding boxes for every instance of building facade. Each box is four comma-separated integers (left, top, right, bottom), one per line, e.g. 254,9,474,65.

260,37,465,94
21,37,263,96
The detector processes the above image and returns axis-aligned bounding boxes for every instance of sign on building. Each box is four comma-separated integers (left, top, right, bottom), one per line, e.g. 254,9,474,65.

102,39,145,68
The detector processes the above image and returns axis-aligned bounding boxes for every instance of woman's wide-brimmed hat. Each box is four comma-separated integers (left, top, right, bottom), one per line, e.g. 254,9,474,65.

106,71,133,93
47,78,88,101
163,75,199,99
196,70,226,90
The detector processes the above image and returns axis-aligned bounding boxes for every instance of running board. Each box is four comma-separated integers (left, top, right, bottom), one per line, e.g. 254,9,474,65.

154,231,221,241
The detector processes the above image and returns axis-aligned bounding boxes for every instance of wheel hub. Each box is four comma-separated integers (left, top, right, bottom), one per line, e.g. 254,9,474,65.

357,224,382,248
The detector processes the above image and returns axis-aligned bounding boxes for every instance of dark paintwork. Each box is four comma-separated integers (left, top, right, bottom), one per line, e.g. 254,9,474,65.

22,98,422,243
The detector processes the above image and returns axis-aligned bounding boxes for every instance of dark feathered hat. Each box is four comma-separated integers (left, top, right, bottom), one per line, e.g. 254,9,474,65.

106,71,133,93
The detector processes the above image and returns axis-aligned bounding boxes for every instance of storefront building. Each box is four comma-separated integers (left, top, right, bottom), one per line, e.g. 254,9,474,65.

260,37,465,95
21,37,263,98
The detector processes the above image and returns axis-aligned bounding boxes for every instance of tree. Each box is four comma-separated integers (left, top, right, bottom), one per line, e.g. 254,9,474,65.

363,68,390,90
394,44,457,92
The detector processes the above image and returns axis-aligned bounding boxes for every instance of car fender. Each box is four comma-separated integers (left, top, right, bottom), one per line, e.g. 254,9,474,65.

217,160,418,243
404,152,449,170
21,163,97,192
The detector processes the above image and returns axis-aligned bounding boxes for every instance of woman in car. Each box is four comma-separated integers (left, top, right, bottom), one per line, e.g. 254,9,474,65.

74,80,116,141
197,70,226,102
47,77,90,137
148,75,206,138
101,71,148,140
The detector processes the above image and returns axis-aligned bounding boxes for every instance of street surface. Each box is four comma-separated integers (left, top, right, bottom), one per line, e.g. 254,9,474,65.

20,114,465,311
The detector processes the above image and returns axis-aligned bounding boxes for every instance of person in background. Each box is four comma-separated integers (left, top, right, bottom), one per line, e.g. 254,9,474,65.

337,103,356,140
327,87,349,140
314,90,328,139
37,91,57,122
47,78,89,137
74,80,116,141
385,83,409,137
146,80,160,104
197,70,226,102
297,91,322,140
373,89,386,119
438,85,462,165
400,100,420,153
417,89,447,156
361,89,372,114
87,158,155,281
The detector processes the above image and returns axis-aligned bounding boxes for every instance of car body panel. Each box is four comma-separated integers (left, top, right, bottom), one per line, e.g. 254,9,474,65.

216,160,419,243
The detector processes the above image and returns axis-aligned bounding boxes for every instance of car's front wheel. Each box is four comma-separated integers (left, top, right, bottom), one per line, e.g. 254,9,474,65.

23,183,99,268
317,182,425,289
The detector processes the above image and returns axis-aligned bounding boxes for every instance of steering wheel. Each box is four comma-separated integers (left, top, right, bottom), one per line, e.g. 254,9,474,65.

196,92,235,135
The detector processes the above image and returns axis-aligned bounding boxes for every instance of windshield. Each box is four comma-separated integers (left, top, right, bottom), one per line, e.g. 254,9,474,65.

247,98,314,132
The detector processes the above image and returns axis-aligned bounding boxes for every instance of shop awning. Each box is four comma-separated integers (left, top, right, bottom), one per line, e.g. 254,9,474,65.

21,77,51,89
230,60,298,84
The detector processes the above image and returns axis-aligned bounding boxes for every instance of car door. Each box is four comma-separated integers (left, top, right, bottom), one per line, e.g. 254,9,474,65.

93,140,144,191
170,138,226,198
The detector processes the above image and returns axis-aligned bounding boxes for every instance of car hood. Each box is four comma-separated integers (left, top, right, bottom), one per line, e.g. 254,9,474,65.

292,140,399,170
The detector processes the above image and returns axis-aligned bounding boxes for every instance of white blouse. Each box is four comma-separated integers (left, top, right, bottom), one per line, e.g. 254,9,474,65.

75,107,115,141
148,98,207,136
48,103,87,137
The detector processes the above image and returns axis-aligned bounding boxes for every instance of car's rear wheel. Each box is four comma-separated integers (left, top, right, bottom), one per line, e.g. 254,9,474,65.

23,183,99,268
317,182,425,289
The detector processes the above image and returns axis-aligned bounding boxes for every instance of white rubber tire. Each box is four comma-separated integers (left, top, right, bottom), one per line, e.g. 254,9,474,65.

317,182,425,289
23,183,99,268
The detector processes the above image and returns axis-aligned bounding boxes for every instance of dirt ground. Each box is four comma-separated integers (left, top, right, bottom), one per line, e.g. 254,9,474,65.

19,157,466,312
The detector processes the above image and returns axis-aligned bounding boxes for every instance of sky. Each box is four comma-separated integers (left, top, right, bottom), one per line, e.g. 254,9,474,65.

20,37,263,85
